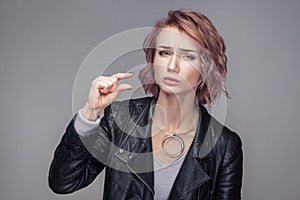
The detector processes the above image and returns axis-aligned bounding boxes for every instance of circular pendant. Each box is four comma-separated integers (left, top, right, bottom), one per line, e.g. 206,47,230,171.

162,134,185,158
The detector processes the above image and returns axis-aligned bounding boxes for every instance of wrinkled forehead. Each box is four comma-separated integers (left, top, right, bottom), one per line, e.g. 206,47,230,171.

155,27,201,52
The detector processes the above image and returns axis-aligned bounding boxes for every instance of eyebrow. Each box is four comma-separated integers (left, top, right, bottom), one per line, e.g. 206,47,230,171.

157,45,198,53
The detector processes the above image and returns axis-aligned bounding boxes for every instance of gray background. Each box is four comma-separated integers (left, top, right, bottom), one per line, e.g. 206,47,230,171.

0,0,299,199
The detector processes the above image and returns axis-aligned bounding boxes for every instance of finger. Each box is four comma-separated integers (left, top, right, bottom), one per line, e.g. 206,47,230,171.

111,72,134,81
100,85,117,95
96,81,109,90
116,83,132,91
100,79,114,89
109,83,133,100
96,79,116,94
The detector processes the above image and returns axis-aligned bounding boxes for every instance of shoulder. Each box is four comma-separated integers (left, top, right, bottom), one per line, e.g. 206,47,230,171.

200,105,241,145
213,123,243,162
198,105,242,158
220,126,242,149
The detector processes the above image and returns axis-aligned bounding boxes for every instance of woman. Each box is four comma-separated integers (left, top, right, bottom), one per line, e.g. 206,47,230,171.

49,9,243,200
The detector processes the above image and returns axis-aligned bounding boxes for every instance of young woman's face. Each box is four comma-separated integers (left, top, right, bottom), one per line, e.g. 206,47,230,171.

153,26,202,96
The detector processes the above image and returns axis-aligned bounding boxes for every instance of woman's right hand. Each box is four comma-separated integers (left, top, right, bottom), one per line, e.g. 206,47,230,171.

81,73,133,121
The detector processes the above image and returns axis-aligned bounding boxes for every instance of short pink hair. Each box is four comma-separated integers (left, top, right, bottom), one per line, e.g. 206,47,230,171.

139,9,228,104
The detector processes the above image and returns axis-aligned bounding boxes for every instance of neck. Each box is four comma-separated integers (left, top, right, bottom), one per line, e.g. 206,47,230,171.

154,92,198,132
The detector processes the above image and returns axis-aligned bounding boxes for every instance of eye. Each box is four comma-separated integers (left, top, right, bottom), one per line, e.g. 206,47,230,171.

181,54,195,61
158,50,172,57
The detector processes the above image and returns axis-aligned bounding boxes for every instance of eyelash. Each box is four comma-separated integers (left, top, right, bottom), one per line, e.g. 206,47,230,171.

158,50,195,61
158,50,172,56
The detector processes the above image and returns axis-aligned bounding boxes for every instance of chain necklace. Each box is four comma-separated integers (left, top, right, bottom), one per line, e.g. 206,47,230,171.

160,116,198,158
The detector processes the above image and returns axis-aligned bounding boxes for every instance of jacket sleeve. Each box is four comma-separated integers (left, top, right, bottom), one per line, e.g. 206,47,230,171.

215,132,243,200
48,113,111,194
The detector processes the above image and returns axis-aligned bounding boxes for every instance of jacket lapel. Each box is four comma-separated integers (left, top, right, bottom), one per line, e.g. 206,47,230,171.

168,104,212,199
117,97,156,197
167,154,210,199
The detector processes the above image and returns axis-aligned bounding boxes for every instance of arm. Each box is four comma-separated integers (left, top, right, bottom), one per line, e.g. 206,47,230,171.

215,133,243,200
48,73,133,194
48,114,109,194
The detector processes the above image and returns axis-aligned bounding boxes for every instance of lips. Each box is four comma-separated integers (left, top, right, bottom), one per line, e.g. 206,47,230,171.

163,76,180,85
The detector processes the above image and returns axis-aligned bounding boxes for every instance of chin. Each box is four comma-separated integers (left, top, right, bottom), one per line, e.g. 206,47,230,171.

159,85,191,96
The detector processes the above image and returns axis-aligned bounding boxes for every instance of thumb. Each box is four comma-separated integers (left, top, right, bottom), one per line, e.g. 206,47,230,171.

110,83,133,100
116,83,132,91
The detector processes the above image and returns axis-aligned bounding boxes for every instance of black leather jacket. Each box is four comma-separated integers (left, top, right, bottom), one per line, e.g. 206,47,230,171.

49,97,243,199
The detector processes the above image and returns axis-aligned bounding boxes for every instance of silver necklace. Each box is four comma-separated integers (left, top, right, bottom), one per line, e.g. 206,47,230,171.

161,127,196,158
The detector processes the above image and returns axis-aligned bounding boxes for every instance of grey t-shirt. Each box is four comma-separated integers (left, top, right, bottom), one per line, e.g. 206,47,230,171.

153,153,187,200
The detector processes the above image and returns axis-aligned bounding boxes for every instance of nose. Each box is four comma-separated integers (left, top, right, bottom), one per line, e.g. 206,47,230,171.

167,54,180,73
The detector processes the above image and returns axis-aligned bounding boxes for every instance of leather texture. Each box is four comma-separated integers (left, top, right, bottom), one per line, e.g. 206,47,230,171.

49,96,243,200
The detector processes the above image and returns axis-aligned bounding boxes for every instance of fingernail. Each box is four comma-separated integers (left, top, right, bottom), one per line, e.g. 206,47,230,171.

128,71,135,74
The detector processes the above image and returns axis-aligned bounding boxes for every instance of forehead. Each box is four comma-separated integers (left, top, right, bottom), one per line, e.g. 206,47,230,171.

155,26,200,50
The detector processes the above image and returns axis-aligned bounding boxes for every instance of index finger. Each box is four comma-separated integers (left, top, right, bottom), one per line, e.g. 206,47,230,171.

111,72,134,80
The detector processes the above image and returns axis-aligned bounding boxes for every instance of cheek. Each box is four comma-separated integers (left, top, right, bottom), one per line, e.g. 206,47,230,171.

152,64,161,83
153,56,166,74
153,68,166,86
153,54,165,66
184,60,201,75
184,65,202,85
153,63,163,75
189,73,201,86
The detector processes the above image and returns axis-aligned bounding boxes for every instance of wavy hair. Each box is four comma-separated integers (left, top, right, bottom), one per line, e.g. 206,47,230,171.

139,9,228,104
